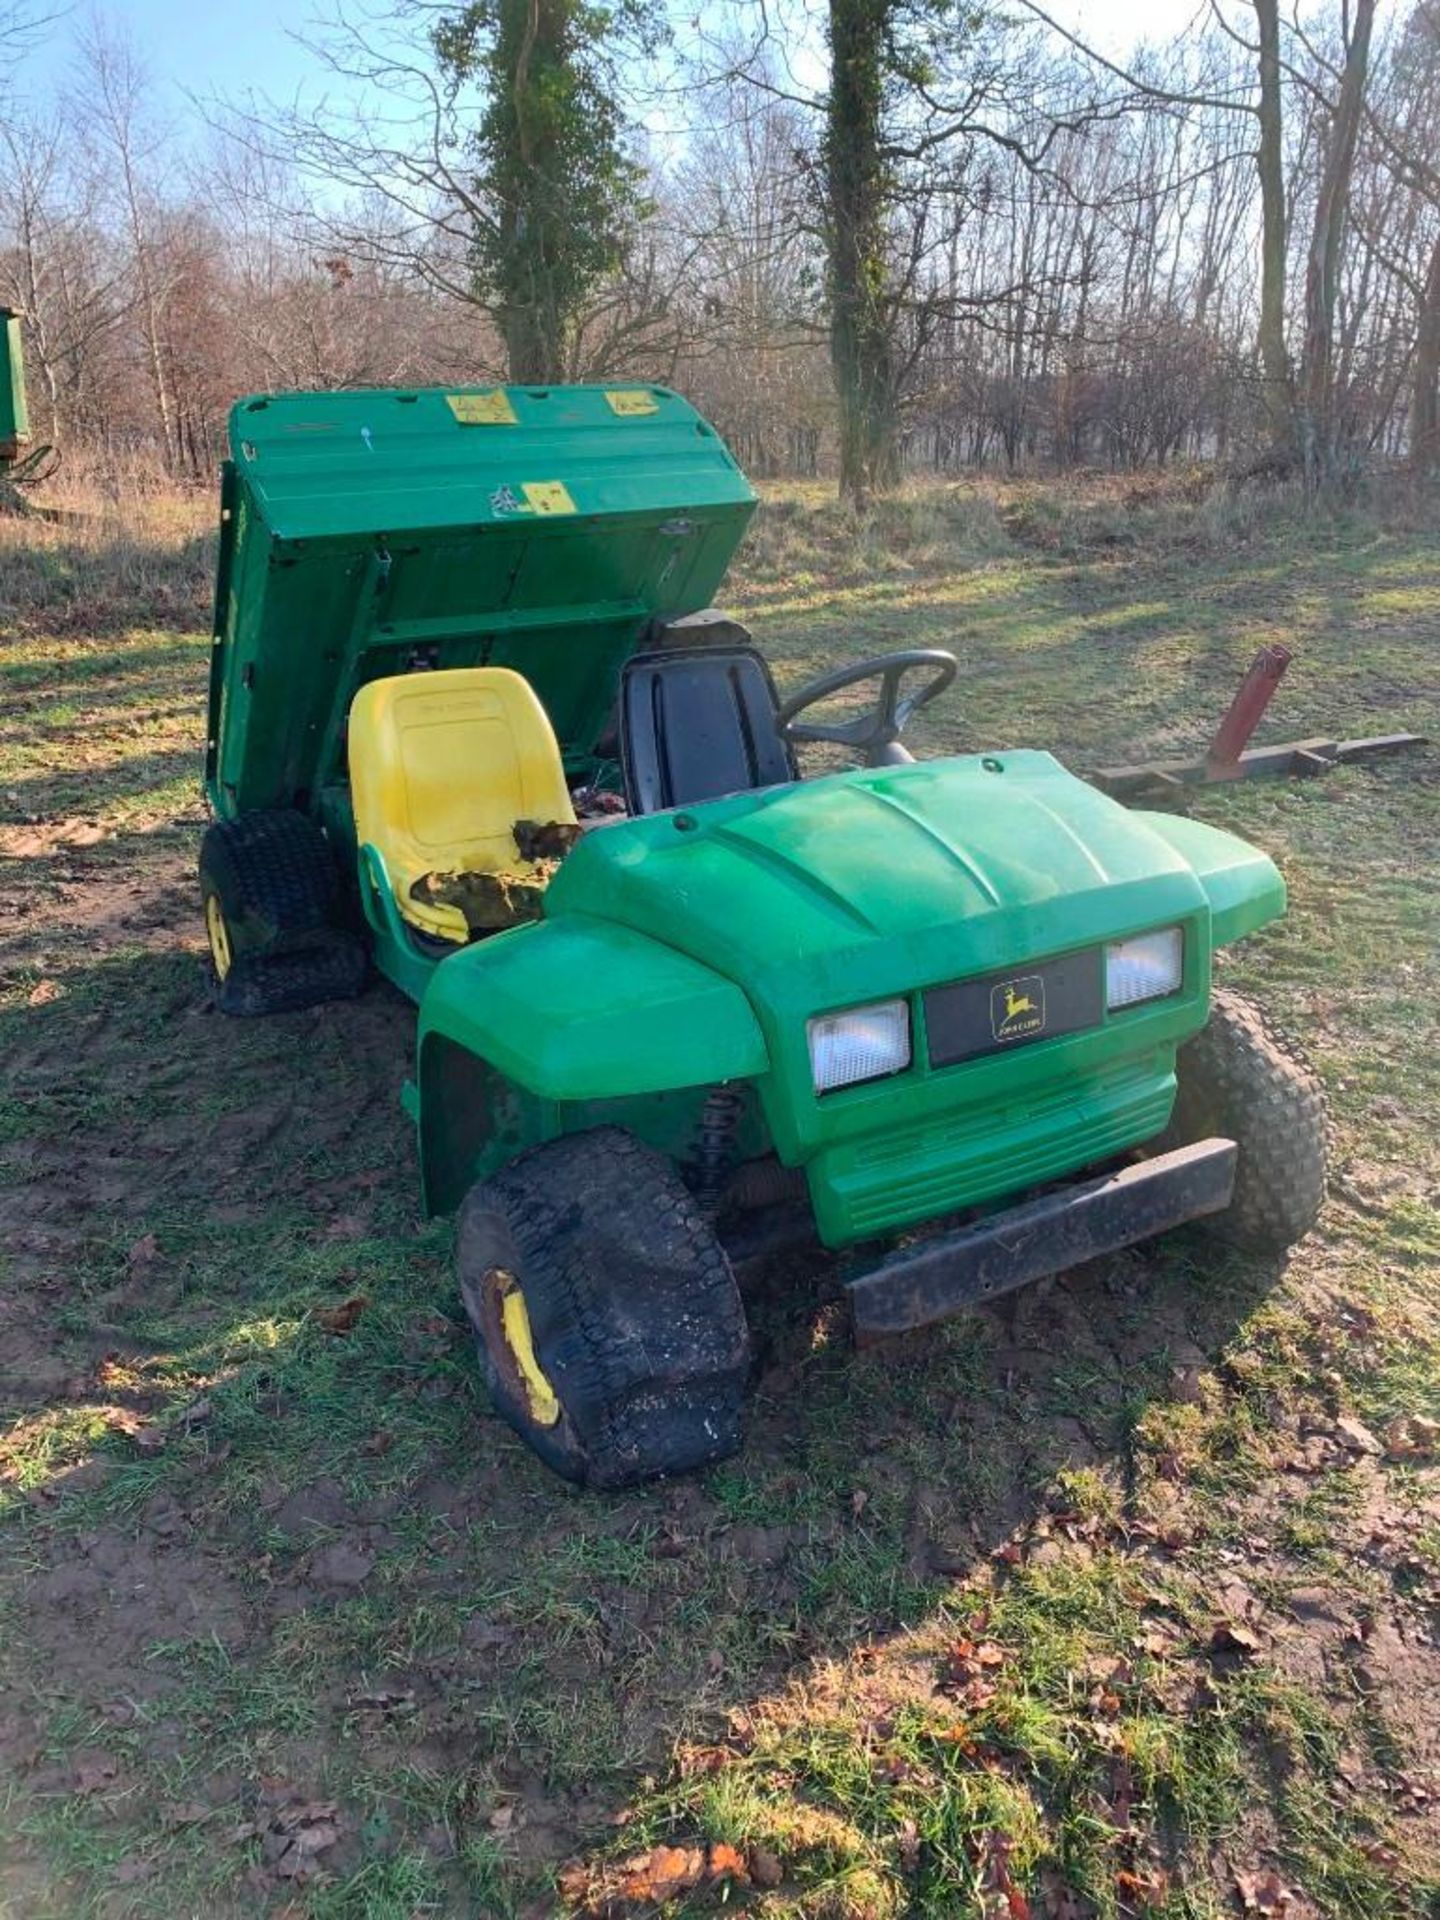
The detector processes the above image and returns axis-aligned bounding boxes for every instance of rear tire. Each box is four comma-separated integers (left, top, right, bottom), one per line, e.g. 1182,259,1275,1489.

457,1127,751,1488
1162,988,1327,1254
199,810,366,1016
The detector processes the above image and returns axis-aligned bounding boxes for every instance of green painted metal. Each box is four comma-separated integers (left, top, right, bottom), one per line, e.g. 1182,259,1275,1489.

201,379,1291,1254
0,308,31,463
356,842,442,1004
205,384,756,819
415,750,1285,1243
415,921,770,1213
1138,811,1285,943
419,917,768,1101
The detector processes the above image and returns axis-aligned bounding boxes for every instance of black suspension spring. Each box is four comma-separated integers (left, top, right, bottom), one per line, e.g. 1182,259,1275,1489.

692,1084,744,1210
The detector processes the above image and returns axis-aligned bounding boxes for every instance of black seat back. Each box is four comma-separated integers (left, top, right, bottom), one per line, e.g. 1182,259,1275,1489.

620,646,796,814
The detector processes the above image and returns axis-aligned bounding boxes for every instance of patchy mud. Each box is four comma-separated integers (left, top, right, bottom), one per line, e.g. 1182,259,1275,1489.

3,518,1440,1915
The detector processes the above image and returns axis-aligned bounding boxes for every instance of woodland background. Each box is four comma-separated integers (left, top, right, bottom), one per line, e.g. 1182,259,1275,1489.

3,0,1440,501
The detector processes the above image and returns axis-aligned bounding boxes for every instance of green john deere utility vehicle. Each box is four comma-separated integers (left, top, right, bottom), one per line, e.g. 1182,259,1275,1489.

200,384,1327,1487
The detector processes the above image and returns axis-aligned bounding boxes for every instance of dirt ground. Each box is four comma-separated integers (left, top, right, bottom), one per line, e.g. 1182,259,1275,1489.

2,477,1439,1918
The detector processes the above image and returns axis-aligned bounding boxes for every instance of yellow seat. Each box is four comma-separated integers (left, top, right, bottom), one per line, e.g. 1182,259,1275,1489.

349,667,576,943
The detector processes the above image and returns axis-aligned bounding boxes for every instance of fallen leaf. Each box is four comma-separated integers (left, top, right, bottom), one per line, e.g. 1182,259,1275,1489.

488,1803,516,1832
127,1232,159,1271
851,1487,869,1517
978,1830,1029,1917
362,1428,394,1457
1334,1416,1382,1457
749,1845,783,1888
616,1844,705,1903
309,1295,369,1335
1235,1866,1300,1914
74,1751,119,1793
556,1861,592,1904
1039,1868,1088,1918
28,978,63,1006
353,1687,415,1714
1115,1864,1168,1907
161,1801,213,1828
897,1818,921,1870
1384,1414,1439,1460
707,1842,749,1883
261,1799,342,1880
1210,1619,1265,1656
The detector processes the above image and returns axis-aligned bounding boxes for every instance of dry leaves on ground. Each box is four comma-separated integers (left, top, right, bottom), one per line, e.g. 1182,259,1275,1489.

308,1295,369,1335
559,1840,751,1915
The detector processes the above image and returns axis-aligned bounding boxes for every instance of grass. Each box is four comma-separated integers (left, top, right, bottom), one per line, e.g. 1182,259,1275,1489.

2,467,1439,1917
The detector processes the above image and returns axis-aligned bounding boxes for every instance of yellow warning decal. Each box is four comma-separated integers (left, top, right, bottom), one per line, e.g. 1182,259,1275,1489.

447,390,517,426
522,481,576,515
605,389,659,417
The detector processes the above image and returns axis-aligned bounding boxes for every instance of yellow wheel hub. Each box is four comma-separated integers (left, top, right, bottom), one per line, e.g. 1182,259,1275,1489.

489,1268,561,1427
204,893,233,981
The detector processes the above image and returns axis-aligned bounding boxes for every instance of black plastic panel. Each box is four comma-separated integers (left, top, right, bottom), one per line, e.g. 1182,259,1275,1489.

620,645,796,814
924,948,1105,1068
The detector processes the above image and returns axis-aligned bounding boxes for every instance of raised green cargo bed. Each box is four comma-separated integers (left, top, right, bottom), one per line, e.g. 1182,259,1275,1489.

205,384,756,823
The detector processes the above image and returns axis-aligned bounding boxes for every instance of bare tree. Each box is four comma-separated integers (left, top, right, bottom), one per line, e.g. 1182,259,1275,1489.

80,17,181,466
1297,0,1378,489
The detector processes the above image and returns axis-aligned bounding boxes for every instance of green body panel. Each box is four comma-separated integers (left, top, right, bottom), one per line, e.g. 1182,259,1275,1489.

198,379,1290,1250
419,916,769,1101
415,751,1285,1244
0,309,31,462
414,918,770,1214
1138,811,1285,943
204,385,756,819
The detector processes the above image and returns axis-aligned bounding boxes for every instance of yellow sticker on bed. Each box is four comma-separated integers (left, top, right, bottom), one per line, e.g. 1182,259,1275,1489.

521,481,577,515
447,390,518,425
605,389,659,416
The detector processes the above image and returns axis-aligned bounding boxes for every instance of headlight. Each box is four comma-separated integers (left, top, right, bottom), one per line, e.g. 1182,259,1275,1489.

1106,927,1183,1008
807,998,911,1092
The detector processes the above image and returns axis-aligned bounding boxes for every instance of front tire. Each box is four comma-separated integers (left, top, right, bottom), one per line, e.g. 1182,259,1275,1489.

457,1128,752,1488
1163,987,1327,1254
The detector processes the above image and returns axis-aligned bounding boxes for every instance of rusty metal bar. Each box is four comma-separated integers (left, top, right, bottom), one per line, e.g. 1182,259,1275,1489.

1206,644,1292,770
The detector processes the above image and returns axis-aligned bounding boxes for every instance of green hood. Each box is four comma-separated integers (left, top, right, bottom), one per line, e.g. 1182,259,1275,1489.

548,750,1282,1009
417,750,1285,1231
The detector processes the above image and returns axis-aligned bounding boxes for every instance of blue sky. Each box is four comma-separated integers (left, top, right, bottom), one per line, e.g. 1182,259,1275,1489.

22,0,1209,128
25,0,330,109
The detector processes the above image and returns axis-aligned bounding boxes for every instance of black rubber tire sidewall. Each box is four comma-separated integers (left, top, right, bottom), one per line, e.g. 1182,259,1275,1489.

457,1127,752,1489
1163,987,1328,1254
199,810,340,961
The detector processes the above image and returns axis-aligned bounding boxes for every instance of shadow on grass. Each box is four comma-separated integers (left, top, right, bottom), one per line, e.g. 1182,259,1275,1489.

0,943,1303,1919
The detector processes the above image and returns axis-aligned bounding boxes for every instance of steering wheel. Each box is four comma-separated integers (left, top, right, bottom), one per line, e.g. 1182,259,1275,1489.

776,649,958,765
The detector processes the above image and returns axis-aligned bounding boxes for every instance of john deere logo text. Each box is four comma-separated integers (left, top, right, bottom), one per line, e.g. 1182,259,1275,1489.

991,975,1046,1042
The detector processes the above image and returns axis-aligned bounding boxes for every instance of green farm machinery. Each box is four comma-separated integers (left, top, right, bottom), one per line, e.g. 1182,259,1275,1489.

0,308,57,503
200,385,1327,1487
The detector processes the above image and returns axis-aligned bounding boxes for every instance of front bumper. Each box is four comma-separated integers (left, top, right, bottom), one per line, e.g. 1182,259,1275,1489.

846,1136,1236,1343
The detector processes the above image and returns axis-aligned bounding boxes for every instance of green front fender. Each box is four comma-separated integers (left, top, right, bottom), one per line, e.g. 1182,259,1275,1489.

414,915,769,1214
1136,812,1286,944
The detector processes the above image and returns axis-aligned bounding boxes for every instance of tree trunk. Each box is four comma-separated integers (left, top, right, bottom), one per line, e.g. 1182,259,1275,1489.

497,0,566,383
825,0,898,505
1299,0,1377,493
1253,0,1291,450
1412,228,1440,473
